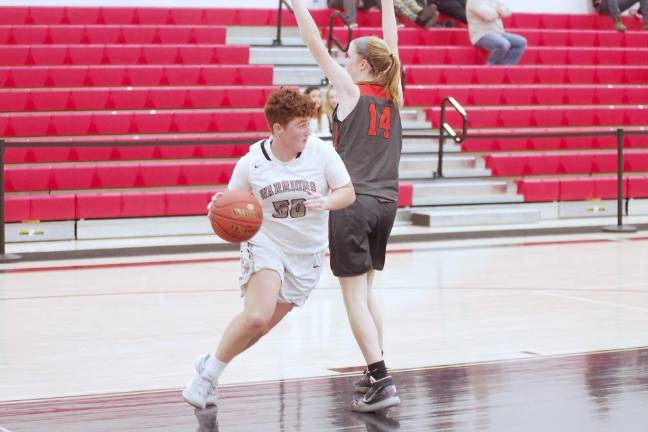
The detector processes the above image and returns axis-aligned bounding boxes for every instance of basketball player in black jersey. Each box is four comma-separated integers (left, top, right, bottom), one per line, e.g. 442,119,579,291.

292,0,403,413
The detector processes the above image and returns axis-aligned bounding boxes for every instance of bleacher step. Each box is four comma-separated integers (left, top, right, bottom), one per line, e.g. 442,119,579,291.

410,207,541,228
251,47,323,65
226,26,303,46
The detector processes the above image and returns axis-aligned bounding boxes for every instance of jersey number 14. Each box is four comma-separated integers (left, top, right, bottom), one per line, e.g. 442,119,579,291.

367,103,391,139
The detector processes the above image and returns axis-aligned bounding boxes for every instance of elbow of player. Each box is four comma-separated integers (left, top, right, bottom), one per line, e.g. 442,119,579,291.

344,188,356,209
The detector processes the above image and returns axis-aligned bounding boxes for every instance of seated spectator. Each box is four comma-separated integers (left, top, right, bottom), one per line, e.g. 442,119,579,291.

592,0,648,32
394,0,440,28
327,0,359,27
327,0,382,27
424,0,468,24
322,84,339,134
466,0,527,65
304,86,331,136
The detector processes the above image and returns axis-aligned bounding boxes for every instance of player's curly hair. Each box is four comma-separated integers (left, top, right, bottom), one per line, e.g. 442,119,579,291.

264,87,316,130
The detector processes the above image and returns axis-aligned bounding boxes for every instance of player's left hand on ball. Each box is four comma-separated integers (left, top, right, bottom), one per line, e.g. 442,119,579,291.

207,191,224,214
305,190,328,211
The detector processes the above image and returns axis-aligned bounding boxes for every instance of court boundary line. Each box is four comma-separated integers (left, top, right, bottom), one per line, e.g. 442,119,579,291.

6,234,648,274
535,290,648,314
7,222,648,263
0,426,14,432
1,345,646,407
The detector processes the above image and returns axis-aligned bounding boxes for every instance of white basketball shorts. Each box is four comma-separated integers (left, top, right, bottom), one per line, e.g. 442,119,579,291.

239,238,325,307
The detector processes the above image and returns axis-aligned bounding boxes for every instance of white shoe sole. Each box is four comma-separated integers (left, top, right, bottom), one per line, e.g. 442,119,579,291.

182,388,207,410
351,395,401,413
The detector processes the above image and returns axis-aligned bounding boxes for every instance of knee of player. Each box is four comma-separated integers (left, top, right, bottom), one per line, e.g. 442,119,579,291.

243,312,271,331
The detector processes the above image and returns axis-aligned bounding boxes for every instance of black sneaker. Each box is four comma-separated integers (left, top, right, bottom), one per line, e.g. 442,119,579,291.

351,376,401,412
353,369,372,393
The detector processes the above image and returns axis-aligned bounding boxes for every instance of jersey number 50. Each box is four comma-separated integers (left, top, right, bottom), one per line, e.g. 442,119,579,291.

368,103,391,139
272,198,307,219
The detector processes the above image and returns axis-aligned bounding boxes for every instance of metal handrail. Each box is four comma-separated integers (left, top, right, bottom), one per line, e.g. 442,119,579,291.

326,11,353,55
273,0,294,47
323,11,353,86
3,124,647,260
435,97,468,178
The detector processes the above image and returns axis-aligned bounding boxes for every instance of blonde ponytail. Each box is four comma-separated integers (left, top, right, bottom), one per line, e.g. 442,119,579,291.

354,36,403,108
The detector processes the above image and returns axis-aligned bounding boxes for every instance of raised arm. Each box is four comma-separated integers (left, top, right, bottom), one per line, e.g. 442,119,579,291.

290,0,359,112
380,0,403,106
381,0,399,58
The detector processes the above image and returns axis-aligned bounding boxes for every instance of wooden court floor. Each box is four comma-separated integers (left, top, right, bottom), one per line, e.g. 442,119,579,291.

1,232,648,431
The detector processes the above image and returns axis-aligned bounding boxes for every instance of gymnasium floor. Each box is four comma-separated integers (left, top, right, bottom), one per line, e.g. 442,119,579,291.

1,231,648,431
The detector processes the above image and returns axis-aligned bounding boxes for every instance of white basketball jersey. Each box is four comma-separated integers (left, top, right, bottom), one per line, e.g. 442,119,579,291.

228,135,351,254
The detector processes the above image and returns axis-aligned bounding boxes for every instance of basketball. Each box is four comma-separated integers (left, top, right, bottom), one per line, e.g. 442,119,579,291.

209,191,263,243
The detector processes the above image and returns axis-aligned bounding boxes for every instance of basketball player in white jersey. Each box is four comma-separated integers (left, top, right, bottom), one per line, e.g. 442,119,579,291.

182,88,355,410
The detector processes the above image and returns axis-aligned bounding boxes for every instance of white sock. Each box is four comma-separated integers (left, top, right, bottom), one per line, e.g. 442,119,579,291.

203,354,227,381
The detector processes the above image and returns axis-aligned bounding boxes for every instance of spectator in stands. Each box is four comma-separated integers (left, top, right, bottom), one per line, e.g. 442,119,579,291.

304,86,331,136
322,84,339,133
466,0,527,65
394,0,440,28
423,0,468,23
328,0,359,27
327,0,383,27
592,0,648,32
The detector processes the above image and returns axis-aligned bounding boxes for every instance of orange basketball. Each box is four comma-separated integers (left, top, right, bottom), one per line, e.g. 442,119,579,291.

209,191,263,243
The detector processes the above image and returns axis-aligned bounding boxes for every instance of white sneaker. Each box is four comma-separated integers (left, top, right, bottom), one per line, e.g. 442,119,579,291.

194,353,219,406
182,354,219,409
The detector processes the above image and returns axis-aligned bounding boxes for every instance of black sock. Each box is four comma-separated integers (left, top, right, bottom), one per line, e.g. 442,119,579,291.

368,360,387,381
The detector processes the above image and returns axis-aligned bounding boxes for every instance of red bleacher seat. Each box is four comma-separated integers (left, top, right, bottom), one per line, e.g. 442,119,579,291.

100,8,137,25
593,177,628,199
592,153,618,173
49,66,90,86
628,177,648,198
50,165,95,189
166,190,213,216
69,45,104,65
73,146,114,162
5,166,51,192
30,7,65,25
106,45,142,65
559,154,594,174
131,112,173,134
515,179,560,202
126,66,164,85
485,155,527,176
138,164,181,187
398,183,413,207
31,89,69,110
48,26,85,44
172,111,212,133
560,178,595,200
93,112,133,135
30,194,76,221
5,196,31,222
182,162,235,185
626,153,648,171
96,165,138,188
76,193,122,218
0,7,29,25
66,8,100,25
142,45,178,64
0,47,30,66
169,9,206,26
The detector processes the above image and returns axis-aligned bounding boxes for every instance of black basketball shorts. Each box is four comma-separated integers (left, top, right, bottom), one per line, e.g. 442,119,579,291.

328,194,398,277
